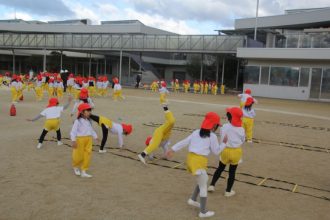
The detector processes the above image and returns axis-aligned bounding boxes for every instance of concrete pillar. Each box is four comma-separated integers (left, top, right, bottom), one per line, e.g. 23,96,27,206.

215,56,219,84
60,50,63,70
128,56,131,83
88,53,92,77
119,50,123,83
200,54,203,81
96,59,99,76
12,49,15,73
236,60,240,89
104,58,107,75
43,48,47,72
221,57,225,85
139,52,142,72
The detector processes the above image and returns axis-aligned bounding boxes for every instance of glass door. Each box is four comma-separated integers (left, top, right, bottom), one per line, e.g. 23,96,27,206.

310,68,322,99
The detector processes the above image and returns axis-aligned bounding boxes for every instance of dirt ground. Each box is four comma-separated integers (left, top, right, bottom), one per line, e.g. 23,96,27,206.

0,87,329,220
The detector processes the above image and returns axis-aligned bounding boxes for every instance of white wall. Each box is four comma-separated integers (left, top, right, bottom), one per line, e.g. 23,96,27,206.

244,84,310,100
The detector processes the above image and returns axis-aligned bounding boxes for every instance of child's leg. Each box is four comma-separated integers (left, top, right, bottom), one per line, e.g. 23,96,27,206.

72,138,84,168
56,129,62,141
38,129,48,144
210,161,226,186
226,165,238,192
100,124,109,150
191,185,200,202
197,171,209,214
81,137,93,171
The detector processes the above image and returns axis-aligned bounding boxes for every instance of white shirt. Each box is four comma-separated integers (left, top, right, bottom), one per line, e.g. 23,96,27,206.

114,84,122,91
220,123,245,148
102,81,109,88
40,106,64,119
159,87,169,94
67,78,74,86
238,93,251,102
48,82,54,88
243,108,256,119
96,81,102,88
36,81,43,87
11,81,19,89
172,129,223,156
83,82,89,88
70,118,97,141
110,122,124,148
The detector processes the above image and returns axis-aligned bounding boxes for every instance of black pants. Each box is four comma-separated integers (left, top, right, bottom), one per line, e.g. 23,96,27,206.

135,80,140,88
39,129,61,144
90,114,109,150
210,161,238,192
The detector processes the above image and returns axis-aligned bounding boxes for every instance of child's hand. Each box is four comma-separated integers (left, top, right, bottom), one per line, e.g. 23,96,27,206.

72,141,77,148
222,135,228,144
166,149,174,159
26,119,32,122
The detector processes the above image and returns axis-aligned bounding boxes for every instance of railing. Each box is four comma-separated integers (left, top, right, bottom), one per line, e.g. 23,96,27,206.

0,32,245,53
274,32,330,48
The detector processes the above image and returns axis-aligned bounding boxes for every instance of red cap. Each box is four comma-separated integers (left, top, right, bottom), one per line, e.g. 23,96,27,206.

77,103,92,116
122,124,133,135
47,98,59,108
113,78,119,84
245,97,254,106
161,82,167,87
201,112,221,129
245,88,251,95
145,136,152,146
226,107,243,127
80,88,89,99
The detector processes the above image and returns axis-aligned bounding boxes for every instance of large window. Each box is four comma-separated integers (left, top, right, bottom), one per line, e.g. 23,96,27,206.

321,68,330,99
260,66,269,84
244,66,260,84
299,68,310,87
270,67,299,86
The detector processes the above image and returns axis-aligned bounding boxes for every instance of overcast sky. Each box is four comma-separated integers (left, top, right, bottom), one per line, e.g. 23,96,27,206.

0,0,329,34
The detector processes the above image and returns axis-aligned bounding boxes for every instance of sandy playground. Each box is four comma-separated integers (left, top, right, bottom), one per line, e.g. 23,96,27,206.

0,88,329,220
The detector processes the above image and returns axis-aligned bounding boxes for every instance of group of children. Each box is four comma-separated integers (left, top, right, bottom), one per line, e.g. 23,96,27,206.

150,79,226,96
8,71,258,218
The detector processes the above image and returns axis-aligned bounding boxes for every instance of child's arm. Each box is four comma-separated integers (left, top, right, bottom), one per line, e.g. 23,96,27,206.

27,114,43,122
117,131,124,148
167,133,192,159
70,120,79,148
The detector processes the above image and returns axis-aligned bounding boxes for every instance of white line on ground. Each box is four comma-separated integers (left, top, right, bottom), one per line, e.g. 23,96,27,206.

127,95,330,121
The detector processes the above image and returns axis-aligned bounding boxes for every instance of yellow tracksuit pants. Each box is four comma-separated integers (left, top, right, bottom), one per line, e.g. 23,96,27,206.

144,111,175,155
48,87,54,97
10,87,18,102
35,87,43,101
113,90,124,101
243,117,254,141
72,136,93,171
57,88,63,99
88,87,96,97
160,93,167,104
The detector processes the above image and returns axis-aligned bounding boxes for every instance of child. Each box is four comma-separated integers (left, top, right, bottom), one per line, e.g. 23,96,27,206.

112,78,125,101
220,84,225,95
138,105,175,165
56,78,64,99
10,75,19,103
35,75,44,101
67,74,75,94
208,107,245,197
238,88,257,108
71,88,95,116
175,79,180,92
70,103,98,178
159,81,169,105
89,114,133,153
27,97,72,149
48,78,55,98
242,97,256,143
166,112,223,218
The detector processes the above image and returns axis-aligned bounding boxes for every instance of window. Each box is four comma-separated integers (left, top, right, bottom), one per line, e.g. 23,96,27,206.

270,67,299,86
299,68,310,87
244,66,260,84
321,68,330,99
260,66,269,84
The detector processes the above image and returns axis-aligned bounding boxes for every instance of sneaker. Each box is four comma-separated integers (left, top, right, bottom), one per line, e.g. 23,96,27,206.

57,141,63,146
199,211,215,218
208,185,215,192
73,167,81,176
81,171,92,178
224,190,236,197
187,199,200,208
138,154,147,165
247,140,253,143
37,143,42,149
98,149,107,154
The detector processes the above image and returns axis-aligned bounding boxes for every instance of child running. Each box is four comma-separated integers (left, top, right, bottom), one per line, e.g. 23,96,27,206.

159,81,169,105
137,104,175,164
70,103,98,178
71,88,95,116
242,97,256,143
166,112,223,218
89,114,133,153
208,107,245,197
27,97,72,149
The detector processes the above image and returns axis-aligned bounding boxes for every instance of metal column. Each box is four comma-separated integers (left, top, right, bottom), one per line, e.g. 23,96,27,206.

104,58,107,75
88,53,92,77
119,50,123,83
200,54,204,81
221,57,225,85
43,48,47,72
235,60,240,89
12,49,15,73
60,50,63,70
215,56,219,84
128,56,131,83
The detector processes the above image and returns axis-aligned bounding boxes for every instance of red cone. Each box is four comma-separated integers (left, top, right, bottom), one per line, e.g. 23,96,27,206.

10,104,16,116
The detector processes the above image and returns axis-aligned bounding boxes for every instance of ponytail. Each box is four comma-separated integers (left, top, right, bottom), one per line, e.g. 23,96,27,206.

199,129,211,138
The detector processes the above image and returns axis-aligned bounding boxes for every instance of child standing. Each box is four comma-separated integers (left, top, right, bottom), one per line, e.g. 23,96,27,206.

242,97,256,143
208,107,245,197
71,103,98,178
27,97,72,149
35,75,44,101
138,105,175,165
112,78,125,101
56,78,64,99
89,114,133,153
10,75,19,103
71,88,95,116
238,88,257,108
166,112,223,218
159,82,169,105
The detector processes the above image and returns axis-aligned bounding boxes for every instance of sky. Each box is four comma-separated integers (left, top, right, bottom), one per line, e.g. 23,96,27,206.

0,0,329,34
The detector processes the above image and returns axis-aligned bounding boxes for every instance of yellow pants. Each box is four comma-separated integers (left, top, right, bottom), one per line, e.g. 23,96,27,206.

144,111,175,155
44,119,60,131
220,147,242,165
221,86,225,95
67,85,72,94
74,89,80,100
48,87,54,97
72,136,93,171
160,93,167,104
186,152,208,175
43,83,48,92
57,88,63,99
35,87,43,101
113,90,124,101
99,116,113,128
28,84,34,92
17,90,23,100
88,87,96,97
10,87,18,102
240,101,245,109
243,117,254,141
